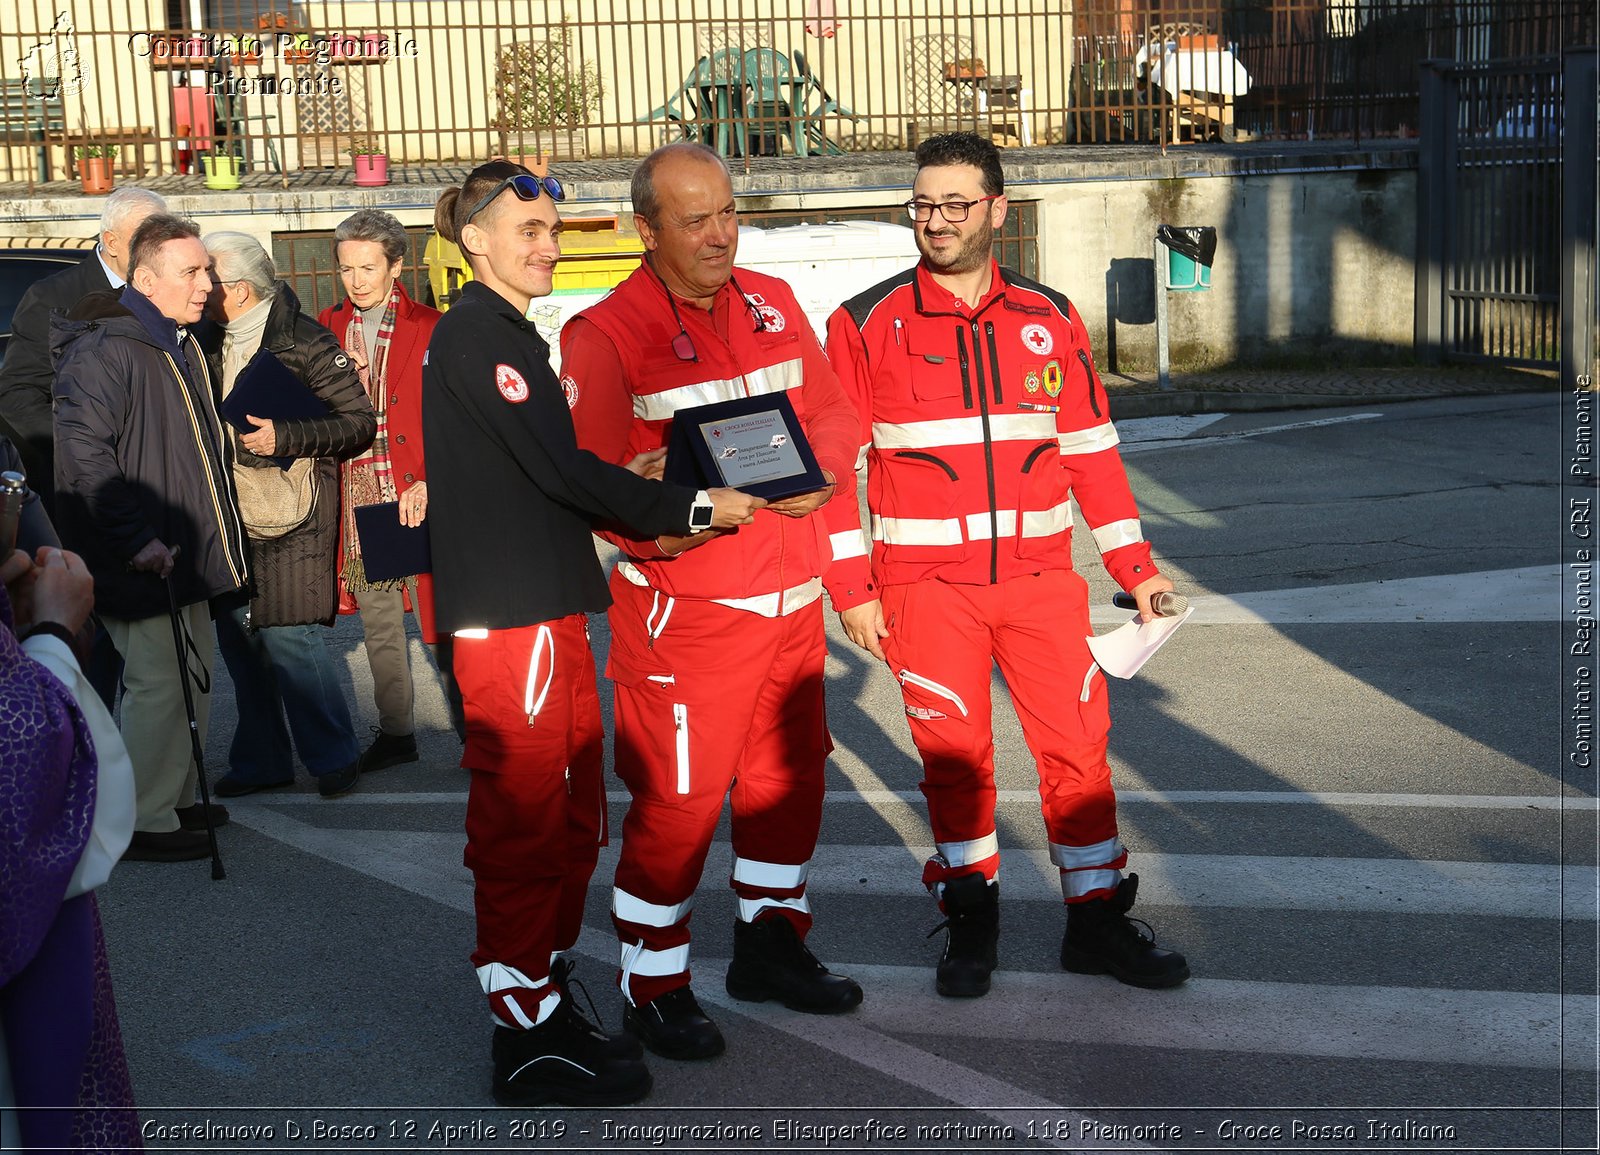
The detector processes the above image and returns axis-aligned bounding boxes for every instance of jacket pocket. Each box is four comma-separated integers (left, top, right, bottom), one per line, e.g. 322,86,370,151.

905,328,965,402
1014,440,1073,560
876,451,963,565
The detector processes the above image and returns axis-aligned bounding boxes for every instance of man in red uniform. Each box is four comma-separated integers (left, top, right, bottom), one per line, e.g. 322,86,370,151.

423,160,762,1106
563,142,864,1060
822,133,1190,997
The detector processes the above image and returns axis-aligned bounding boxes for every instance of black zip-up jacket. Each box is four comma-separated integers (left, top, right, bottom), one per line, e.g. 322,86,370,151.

50,285,249,619
421,281,698,633
204,283,375,627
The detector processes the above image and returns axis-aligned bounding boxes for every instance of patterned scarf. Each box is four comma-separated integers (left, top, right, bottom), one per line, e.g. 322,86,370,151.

341,281,403,592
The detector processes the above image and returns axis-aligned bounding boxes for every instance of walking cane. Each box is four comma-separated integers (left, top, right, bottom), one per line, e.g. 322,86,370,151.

163,546,225,880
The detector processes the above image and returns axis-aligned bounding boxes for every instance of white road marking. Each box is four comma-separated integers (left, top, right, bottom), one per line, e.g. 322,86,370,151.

1112,565,1561,625
225,810,1590,920
766,963,1591,1072
1117,414,1230,443
1118,412,1383,453
239,789,1592,811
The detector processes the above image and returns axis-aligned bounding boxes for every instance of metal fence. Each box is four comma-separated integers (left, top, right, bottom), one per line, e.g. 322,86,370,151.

1415,54,1570,367
0,0,1591,185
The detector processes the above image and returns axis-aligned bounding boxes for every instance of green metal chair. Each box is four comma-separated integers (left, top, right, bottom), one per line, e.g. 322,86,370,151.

792,48,858,155
641,62,705,146
742,47,805,155
693,49,750,157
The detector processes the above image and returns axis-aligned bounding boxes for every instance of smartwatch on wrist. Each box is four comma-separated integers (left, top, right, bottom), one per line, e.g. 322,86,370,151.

687,490,715,533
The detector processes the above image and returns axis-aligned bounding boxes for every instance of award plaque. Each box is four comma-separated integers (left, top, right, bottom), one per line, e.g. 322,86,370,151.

663,392,827,501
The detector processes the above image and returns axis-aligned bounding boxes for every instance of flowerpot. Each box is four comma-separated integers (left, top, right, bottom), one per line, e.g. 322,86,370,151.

513,153,550,177
352,153,389,187
78,156,114,195
203,155,242,190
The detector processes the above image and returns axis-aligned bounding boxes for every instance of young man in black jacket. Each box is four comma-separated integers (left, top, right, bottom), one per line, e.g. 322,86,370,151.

423,161,762,1108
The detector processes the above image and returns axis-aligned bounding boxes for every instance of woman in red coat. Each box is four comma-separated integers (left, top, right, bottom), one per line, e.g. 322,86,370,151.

320,209,462,765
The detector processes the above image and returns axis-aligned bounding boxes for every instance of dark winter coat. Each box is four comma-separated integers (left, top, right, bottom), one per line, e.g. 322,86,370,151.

0,250,105,494
211,284,375,628
50,285,249,620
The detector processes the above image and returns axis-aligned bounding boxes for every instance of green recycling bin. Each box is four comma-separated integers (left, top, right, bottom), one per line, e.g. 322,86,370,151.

1158,224,1217,293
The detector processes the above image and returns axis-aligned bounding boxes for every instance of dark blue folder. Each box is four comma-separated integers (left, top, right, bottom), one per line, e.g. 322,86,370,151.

217,349,328,470
353,501,432,582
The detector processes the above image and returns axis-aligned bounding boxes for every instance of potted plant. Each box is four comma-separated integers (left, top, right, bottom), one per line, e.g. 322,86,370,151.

203,148,242,190
347,134,389,187
73,144,117,194
491,24,603,170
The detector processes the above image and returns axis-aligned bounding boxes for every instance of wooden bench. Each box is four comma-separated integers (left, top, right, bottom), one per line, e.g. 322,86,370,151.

0,78,65,182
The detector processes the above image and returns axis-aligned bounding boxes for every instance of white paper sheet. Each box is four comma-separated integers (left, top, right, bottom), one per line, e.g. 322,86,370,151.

1086,606,1194,679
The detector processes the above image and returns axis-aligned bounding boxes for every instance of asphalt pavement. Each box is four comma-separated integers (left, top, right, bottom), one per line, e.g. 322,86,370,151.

91,372,1593,1154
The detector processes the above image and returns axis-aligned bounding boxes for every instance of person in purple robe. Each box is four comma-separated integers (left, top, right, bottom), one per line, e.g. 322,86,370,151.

0,541,141,1151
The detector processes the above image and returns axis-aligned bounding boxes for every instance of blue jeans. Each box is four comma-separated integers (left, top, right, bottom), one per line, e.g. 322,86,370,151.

214,603,360,782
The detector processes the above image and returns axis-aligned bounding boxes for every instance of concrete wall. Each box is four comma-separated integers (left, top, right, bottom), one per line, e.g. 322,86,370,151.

1030,164,1418,372
0,143,1423,371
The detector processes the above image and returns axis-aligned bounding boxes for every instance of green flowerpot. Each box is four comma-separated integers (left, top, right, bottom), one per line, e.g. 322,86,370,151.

203,155,241,190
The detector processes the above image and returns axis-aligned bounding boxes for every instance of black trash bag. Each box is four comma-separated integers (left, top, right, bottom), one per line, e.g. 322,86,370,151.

1157,225,1218,268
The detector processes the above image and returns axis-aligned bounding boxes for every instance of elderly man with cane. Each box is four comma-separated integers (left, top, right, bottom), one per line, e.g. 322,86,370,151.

52,213,249,862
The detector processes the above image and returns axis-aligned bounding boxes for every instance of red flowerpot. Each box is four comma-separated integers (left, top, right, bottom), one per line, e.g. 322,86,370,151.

352,153,389,187
78,156,115,195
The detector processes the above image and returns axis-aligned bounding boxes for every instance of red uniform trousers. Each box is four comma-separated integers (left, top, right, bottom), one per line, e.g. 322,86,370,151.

455,615,606,1029
879,569,1128,904
605,568,830,1007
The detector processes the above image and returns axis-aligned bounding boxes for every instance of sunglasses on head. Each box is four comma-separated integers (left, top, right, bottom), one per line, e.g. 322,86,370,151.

462,173,566,225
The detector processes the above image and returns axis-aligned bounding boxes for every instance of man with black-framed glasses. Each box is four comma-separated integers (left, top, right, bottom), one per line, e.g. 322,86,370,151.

420,160,763,1108
561,142,867,1063
821,132,1191,1000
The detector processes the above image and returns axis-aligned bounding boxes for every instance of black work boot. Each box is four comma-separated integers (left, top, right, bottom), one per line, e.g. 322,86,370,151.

550,958,643,1060
491,998,652,1107
359,728,418,773
724,915,864,1013
623,985,725,1060
929,872,999,998
1060,873,1190,989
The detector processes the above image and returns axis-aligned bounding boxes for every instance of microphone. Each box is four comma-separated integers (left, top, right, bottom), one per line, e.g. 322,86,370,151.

1112,591,1189,616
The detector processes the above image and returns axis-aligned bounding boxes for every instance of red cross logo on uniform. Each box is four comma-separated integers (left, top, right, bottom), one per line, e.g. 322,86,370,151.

1021,323,1054,356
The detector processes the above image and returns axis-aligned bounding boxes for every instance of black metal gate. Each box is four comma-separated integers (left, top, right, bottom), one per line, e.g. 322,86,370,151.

1416,51,1595,376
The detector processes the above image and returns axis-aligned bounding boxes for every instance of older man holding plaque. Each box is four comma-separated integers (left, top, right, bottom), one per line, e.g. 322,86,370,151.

562,141,866,1061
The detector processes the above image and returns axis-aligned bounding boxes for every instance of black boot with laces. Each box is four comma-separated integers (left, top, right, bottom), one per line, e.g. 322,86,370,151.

1060,873,1189,988
491,995,652,1107
550,957,643,1060
928,872,999,998
724,915,863,1013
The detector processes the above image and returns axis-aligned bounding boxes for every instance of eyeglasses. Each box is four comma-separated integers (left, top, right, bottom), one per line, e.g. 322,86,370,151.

903,194,1001,223
650,264,773,364
462,173,566,226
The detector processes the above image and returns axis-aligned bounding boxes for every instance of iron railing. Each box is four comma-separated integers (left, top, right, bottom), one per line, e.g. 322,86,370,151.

0,0,1590,186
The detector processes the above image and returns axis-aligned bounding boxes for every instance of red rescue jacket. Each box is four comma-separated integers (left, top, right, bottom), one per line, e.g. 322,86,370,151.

563,263,861,607
821,261,1158,610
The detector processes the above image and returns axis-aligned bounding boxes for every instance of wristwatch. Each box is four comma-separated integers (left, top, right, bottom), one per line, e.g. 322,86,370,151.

688,489,715,532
